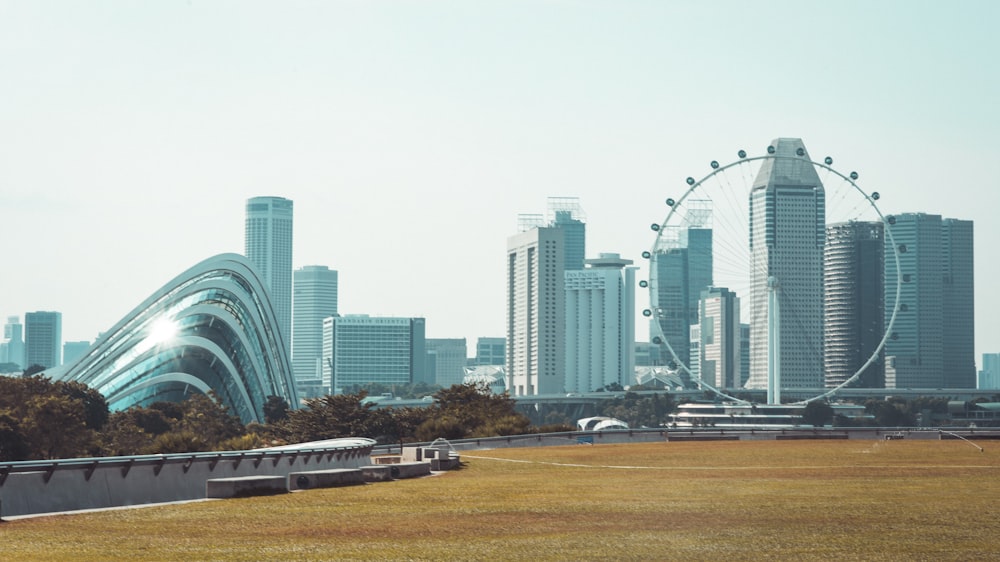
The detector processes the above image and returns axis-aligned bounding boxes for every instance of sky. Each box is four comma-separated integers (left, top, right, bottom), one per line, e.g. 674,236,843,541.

1,1,998,365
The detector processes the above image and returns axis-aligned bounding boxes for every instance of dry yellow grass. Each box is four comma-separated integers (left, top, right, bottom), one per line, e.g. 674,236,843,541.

3,439,999,561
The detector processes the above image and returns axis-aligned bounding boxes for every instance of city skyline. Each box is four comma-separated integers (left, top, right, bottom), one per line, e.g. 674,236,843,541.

2,2,998,365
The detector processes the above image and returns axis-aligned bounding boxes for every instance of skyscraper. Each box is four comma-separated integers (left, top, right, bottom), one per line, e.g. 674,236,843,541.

322,315,427,394
650,220,712,370
884,213,975,388
2,315,25,369
62,340,91,367
474,337,506,366
245,196,293,354
564,254,636,393
292,265,338,397
823,221,885,388
506,226,565,395
884,213,942,389
980,353,1000,389
696,286,741,389
426,338,468,387
547,197,586,272
746,138,825,392
24,311,62,369
941,218,975,388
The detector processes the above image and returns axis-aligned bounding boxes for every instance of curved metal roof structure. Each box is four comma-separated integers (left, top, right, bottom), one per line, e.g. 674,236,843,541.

51,253,298,424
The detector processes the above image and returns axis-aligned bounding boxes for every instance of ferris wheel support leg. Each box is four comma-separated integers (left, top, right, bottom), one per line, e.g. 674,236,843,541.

767,276,781,405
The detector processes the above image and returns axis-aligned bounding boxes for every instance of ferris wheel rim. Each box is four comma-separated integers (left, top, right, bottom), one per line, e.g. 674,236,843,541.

645,149,903,406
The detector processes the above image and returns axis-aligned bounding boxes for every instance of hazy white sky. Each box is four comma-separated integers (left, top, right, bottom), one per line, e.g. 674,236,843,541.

2,1,997,364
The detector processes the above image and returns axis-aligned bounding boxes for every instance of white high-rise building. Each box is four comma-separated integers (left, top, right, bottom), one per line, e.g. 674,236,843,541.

697,286,741,389
564,254,636,393
746,138,825,392
245,196,293,354
506,226,565,395
24,311,62,369
292,265,338,397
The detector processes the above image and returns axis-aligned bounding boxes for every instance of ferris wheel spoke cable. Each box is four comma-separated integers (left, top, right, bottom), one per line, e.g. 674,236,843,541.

648,148,901,406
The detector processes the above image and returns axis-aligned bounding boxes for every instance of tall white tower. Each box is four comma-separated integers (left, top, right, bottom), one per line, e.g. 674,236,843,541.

697,286,741,390
292,265,338,397
746,138,825,395
245,196,294,354
564,254,636,393
506,226,565,395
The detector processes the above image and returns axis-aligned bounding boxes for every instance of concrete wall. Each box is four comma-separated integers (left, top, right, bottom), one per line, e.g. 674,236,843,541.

0,440,375,518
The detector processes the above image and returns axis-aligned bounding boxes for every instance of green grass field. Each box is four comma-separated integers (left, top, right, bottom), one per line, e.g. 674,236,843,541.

3,439,1000,561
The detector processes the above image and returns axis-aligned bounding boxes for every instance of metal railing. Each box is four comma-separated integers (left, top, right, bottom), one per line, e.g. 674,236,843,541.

0,440,376,487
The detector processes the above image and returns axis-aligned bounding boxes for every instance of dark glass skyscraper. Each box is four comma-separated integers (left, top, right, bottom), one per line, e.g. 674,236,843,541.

885,213,975,388
651,225,712,370
24,311,61,369
942,218,975,388
823,221,885,388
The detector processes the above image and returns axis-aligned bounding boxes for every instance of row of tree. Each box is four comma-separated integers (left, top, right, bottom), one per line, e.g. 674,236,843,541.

4,370,988,462
0,376,555,461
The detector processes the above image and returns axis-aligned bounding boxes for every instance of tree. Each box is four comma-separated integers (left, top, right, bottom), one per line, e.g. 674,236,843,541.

597,392,676,428
99,407,173,456
801,401,834,427
57,380,109,430
387,406,432,444
0,411,29,461
0,375,103,459
865,398,917,427
147,430,209,454
21,394,94,459
173,393,245,447
263,395,290,424
415,382,531,440
278,392,395,443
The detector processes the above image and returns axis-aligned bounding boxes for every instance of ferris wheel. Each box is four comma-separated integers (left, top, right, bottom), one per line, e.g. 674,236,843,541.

643,140,902,405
